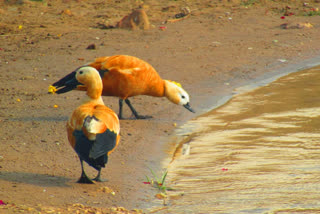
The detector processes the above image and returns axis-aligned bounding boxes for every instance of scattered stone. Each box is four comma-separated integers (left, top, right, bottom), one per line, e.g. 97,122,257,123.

99,186,114,194
116,8,150,30
86,44,96,50
166,6,191,23
61,9,72,16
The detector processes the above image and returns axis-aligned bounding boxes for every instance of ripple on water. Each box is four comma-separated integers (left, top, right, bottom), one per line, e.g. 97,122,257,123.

160,66,320,214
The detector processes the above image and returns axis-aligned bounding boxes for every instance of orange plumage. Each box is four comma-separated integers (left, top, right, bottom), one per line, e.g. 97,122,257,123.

67,104,120,155
52,55,194,119
90,55,165,99
64,66,120,184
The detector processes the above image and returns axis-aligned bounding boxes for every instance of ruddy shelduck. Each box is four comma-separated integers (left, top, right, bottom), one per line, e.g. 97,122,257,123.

51,55,195,119
61,66,120,184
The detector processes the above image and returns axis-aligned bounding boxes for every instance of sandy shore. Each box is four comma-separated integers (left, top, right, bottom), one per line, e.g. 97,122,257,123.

1,0,320,213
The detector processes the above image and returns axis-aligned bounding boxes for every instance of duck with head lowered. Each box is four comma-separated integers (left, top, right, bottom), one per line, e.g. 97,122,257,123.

50,55,195,119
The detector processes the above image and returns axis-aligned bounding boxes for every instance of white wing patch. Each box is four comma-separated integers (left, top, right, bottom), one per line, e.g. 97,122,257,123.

109,67,140,74
83,116,104,134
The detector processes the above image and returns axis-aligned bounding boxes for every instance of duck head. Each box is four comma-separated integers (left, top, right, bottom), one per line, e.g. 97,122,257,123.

52,66,92,94
53,67,102,99
164,80,195,113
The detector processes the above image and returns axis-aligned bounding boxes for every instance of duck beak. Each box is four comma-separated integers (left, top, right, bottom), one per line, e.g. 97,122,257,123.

52,71,82,94
183,103,195,113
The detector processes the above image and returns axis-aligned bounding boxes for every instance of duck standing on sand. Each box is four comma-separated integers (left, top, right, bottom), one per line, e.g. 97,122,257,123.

50,55,195,119
62,66,120,184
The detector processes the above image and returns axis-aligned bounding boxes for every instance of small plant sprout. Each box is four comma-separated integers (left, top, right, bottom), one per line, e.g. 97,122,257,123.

144,167,169,193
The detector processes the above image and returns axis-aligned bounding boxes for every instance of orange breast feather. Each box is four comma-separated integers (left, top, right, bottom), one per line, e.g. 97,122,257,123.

67,102,120,154
89,55,165,99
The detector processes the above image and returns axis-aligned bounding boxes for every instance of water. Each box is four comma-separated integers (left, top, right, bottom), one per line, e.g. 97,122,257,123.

160,65,320,213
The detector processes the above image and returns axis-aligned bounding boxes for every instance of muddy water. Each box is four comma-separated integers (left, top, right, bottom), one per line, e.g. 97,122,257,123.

162,65,320,213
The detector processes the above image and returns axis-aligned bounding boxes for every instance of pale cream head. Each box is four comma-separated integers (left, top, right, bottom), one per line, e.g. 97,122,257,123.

75,67,103,101
164,80,195,113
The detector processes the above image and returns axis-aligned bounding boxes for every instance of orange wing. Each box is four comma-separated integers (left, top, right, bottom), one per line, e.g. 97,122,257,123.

67,102,120,156
89,55,165,99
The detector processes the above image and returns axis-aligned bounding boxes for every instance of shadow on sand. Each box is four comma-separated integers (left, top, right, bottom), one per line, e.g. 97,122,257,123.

0,171,71,187
7,116,69,122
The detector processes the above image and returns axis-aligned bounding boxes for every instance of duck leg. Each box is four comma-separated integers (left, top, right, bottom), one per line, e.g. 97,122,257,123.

118,99,124,120
92,168,108,182
77,158,94,184
124,98,152,119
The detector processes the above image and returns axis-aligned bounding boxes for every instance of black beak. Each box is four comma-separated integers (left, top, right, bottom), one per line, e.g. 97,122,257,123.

52,71,82,94
183,103,195,113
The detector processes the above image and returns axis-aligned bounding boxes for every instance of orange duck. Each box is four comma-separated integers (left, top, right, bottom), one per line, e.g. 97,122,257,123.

62,66,120,184
52,55,194,119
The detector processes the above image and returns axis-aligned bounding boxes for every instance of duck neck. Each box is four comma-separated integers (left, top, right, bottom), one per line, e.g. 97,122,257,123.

144,79,166,97
82,94,104,105
157,79,166,97
84,79,104,105
163,80,181,104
